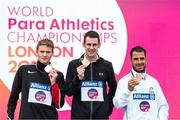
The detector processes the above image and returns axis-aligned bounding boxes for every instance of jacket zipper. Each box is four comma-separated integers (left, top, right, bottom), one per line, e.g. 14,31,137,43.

90,63,93,119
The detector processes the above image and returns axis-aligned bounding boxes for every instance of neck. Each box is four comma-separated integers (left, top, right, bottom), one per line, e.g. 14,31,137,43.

84,54,98,62
37,61,48,72
131,69,147,79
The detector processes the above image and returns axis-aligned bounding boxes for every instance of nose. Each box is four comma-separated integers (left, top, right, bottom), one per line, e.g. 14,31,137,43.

90,46,94,49
89,45,94,49
137,59,143,64
43,52,48,56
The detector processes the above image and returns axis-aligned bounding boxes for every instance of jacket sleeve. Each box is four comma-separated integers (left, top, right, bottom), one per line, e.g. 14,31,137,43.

51,83,60,108
7,66,23,119
55,72,65,108
113,75,131,109
106,63,117,115
155,80,169,120
65,61,82,96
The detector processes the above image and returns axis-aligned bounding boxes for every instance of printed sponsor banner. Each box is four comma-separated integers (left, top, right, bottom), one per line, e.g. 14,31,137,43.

133,93,155,100
28,82,52,106
81,81,104,101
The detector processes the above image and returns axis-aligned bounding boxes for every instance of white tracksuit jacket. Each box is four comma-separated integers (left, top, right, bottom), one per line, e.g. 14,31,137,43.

113,69,169,120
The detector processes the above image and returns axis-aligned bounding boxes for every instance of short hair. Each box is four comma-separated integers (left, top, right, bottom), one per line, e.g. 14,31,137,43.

36,38,54,52
83,30,100,44
130,46,146,58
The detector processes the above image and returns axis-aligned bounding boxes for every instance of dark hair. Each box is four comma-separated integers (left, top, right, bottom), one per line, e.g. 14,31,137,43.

130,46,146,58
83,30,100,44
36,38,54,52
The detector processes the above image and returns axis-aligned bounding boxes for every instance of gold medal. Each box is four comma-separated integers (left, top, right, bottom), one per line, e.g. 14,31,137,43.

81,58,90,67
136,74,142,81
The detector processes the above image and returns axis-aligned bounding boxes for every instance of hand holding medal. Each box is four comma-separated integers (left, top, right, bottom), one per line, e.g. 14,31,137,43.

76,58,90,80
44,64,53,73
135,74,142,81
45,64,58,85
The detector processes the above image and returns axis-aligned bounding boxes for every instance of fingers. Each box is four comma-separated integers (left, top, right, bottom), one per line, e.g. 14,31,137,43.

49,69,57,76
77,64,86,69
128,77,140,91
76,65,86,80
49,68,58,85
132,77,140,85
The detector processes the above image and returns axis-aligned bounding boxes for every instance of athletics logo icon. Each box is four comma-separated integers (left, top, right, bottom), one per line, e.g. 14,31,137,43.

88,88,98,99
139,101,150,112
35,91,46,102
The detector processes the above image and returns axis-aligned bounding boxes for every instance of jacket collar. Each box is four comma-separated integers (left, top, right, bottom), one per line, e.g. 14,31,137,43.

79,54,104,64
36,61,50,72
131,69,147,80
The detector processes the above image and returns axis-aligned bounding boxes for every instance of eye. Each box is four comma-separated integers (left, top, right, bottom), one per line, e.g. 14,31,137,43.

86,43,91,47
40,51,45,53
46,51,51,54
93,44,98,47
140,57,145,60
134,58,138,60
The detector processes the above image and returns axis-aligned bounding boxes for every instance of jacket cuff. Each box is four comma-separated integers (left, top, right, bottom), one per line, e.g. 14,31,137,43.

52,83,60,108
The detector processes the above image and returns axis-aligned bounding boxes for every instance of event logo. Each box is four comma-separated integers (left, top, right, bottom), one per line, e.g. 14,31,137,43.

88,89,98,99
35,91,46,102
0,0,127,111
139,101,150,112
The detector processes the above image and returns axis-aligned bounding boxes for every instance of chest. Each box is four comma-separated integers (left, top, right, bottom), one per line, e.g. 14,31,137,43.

22,70,51,89
131,80,157,101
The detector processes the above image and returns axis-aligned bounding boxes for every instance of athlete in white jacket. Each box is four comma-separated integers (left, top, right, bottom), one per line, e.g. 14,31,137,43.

113,46,169,120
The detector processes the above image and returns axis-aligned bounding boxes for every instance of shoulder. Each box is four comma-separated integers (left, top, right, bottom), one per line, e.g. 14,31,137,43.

99,57,112,66
146,74,157,81
103,59,112,64
116,73,131,87
146,74,160,85
119,73,132,82
15,64,36,75
18,64,36,71
57,70,64,77
68,58,81,67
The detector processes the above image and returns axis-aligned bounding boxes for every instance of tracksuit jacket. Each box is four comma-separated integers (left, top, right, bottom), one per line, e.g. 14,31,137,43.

7,61,65,119
65,54,117,119
113,69,169,120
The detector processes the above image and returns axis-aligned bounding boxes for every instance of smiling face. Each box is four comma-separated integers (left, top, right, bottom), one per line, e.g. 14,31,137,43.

83,37,100,60
131,51,147,73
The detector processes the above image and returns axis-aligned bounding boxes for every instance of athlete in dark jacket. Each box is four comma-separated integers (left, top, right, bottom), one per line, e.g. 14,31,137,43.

7,39,65,119
65,30,117,119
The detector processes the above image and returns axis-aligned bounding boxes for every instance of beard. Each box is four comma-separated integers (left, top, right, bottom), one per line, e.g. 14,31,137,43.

133,64,146,73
